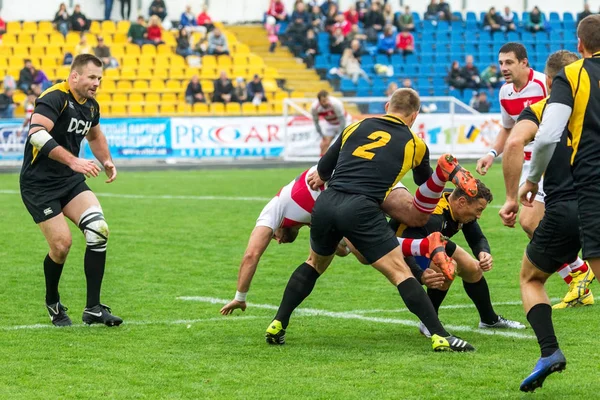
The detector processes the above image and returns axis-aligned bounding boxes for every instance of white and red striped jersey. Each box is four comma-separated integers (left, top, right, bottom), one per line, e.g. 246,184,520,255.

310,97,346,126
255,166,324,230
499,68,547,129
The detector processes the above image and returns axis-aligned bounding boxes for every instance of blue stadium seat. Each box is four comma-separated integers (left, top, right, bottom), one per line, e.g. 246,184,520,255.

375,54,389,64
522,12,530,22
330,54,341,65
492,32,506,45
479,12,486,24
314,55,328,69
452,11,463,21
506,31,520,42
563,21,575,31
466,12,477,21
535,33,550,44
563,12,574,22
437,21,450,31
356,87,371,97
412,12,421,23
403,64,420,75
479,34,493,46
465,20,478,30
549,12,560,21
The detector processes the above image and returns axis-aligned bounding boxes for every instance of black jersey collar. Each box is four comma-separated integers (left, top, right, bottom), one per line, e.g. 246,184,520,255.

381,114,407,125
593,51,600,58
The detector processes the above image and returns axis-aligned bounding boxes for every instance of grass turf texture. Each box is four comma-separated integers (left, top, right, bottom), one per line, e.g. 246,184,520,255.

1,164,599,399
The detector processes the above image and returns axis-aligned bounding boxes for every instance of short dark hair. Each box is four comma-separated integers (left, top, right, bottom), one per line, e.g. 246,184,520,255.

281,227,299,243
317,90,329,100
71,54,103,72
452,179,493,204
577,15,600,54
388,88,420,115
545,50,579,79
498,42,528,61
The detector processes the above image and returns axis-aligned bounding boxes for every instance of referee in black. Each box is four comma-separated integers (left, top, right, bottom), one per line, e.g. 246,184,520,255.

265,88,476,352
20,54,122,327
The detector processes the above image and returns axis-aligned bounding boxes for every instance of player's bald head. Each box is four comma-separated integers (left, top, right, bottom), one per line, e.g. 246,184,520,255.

387,88,421,117
545,50,579,79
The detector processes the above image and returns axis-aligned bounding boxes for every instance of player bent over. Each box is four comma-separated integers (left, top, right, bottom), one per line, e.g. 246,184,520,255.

311,90,348,156
20,54,122,327
265,89,478,352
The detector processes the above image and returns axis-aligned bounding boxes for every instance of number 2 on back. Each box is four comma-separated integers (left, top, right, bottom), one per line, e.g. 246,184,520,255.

352,131,391,160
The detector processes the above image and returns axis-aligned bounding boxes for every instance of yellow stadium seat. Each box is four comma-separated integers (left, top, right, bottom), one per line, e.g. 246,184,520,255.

161,104,176,115
110,44,125,57
201,80,214,92
166,80,182,90
18,34,33,46
211,103,225,115
7,67,21,80
117,20,130,33
110,104,127,116
121,56,138,68
13,91,27,104
7,22,21,32
226,103,241,114
85,34,98,47
113,33,128,44
232,54,248,65
120,69,136,80
217,55,232,67
40,57,58,69
113,93,128,103
162,33,176,46
200,68,217,80
141,44,156,56
101,80,116,91
29,46,46,58
129,93,143,103
44,46,62,58
150,79,166,90
168,68,186,80
193,103,209,114
56,65,71,78
160,93,176,103
290,91,305,98
272,102,284,114
1,34,17,45
202,55,217,68
170,56,186,68
128,104,143,115
234,43,250,54
22,22,37,34
231,66,247,78
137,68,154,80
33,33,49,45
247,54,264,66
49,33,65,45
66,32,80,45
138,55,155,66
89,21,101,34
156,44,172,55
145,93,160,103
133,81,149,91
257,103,272,115
0,59,7,69
96,93,112,103
101,21,116,34
144,104,159,115
125,43,140,55
38,21,54,33
102,68,119,80
178,103,192,115
116,80,132,91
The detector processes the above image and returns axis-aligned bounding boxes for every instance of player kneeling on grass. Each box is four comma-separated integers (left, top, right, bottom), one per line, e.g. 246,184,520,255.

19,54,122,327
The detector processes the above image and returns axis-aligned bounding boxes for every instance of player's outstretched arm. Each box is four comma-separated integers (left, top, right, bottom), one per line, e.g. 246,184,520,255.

220,226,273,315
87,124,117,183
476,126,511,175
500,120,537,227
29,113,101,178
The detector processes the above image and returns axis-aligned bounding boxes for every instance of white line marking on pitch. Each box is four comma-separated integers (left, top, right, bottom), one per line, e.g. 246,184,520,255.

0,189,271,202
178,296,536,340
1,316,262,331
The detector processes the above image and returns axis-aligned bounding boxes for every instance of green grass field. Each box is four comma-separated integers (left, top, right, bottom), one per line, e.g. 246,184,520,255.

1,164,599,399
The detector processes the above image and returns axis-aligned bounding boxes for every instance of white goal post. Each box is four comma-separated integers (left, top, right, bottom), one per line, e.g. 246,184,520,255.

282,96,499,162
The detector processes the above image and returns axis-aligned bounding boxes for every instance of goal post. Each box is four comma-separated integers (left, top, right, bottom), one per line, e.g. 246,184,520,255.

282,96,499,162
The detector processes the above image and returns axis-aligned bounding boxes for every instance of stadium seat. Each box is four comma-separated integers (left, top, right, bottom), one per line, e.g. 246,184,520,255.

211,103,225,115
146,93,161,104
226,103,242,114
113,93,128,104
128,104,143,116
193,103,210,114
144,104,159,115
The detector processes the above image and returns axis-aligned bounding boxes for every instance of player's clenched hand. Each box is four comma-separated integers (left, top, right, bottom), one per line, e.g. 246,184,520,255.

476,154,494,175
220,300,246,315
478,252,493,271
307,171,325,191
69,158,101,178
518,181,538,208
499,200,519,228
104,160,117,183
421,268,446,289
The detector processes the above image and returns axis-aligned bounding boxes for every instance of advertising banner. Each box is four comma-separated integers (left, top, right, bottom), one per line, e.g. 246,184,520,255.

0,119,27,161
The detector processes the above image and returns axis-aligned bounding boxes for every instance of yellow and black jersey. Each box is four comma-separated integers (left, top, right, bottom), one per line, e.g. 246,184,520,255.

517,97,576,206
317,115,432,203
389,192,490,257
548,52,600,183
20,81,100,188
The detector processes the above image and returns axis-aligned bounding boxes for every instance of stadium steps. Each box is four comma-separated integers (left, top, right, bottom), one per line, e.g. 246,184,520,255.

228,24,335,99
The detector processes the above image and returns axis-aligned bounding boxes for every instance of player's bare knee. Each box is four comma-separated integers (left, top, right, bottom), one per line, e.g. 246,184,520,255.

519,211,540,238
458,259,482,282
51,236,72,260
79,206,109,252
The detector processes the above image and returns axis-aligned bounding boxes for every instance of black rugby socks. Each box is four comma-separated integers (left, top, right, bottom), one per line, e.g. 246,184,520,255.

84,249,106,308
44,254,64,305
398,278,450,337
274,262,321,328
527,303,559,357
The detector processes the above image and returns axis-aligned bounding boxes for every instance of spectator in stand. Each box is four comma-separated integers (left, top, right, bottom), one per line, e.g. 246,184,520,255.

94,36,118,68
339,48,370,83
460,55,481,89
302,29,318,67
363,2,384,43
120,0,132,21
104,0,113,20
329,27,346,54
472,91,491,113
54,3,70,37
377,25,396,57
176,28,193,57
285,17,308,56
526,6,546,32
207,27,230,55
425,0,438,21
396,28,414,56
18,59,35,93
180,5,203,33
349,38,366,61
149,0,167,21
265,16,279,53
70,4,90,32
0,88,15,119
128,16,147,45
382,3,395,27
320,0,338,16
0,12,6,44
344,5,360,26
447,60,466,89
395,6,415,32
197,5,214,32
324,4,339,33
213,71,236,103
332,13,351,36
402,78,413,89
185,75,205,104
480,64,501,89
147,15,164,45
234,77,249,103
500,6,517,31
268,0,287,23
291,2,310,25
577,4,593,27
193,37,208,56
347,25,367,44
3,74,16,91
74,33,92,55
33,68,51,91
356,0,369,19
437,0,452,21
385,82,398,98
309,5,324,32
248,74,267,105
483,7,503,32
